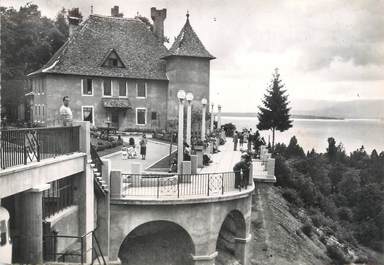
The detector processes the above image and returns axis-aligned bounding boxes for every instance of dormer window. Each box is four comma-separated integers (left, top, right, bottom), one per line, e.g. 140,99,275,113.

101,49,125,68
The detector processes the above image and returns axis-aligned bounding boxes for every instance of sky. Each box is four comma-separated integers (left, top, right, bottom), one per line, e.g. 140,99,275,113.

2,0,384,112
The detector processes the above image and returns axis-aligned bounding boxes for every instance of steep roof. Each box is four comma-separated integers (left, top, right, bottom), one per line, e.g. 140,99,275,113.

29,15,169,80
164,15,215,60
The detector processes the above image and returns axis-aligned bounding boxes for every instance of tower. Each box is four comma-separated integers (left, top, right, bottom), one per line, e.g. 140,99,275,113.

163,13,215,124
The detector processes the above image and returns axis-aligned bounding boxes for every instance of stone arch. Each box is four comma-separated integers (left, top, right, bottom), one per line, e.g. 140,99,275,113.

118,220,195,265
215,209,247,264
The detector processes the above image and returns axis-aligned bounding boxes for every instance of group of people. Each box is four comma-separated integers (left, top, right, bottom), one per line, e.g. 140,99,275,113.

232,128,266,156
233,153,252,190
123,134,147,160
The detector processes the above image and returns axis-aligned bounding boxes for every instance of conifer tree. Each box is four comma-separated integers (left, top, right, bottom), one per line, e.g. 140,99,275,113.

257,68,292,150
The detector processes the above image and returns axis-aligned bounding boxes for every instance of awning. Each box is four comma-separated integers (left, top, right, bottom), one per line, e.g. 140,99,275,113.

102,98,131,109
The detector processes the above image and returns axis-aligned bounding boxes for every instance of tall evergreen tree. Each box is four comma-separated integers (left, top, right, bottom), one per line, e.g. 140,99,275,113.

257,68,292,150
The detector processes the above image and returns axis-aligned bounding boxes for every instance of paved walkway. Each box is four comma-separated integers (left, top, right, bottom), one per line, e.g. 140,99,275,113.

102,136,176,173
199,138,243,173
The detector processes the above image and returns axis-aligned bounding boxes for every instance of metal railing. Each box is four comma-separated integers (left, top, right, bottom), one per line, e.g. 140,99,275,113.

42,177,74,219
0,126,80,169
43,228,106,265
120,171,250,199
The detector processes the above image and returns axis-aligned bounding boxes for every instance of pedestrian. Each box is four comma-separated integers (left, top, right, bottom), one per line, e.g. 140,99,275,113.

239,132,244,147
233,131,239,151
241,153,252,189
139,134,147,160
59,96,73,126
247,129,253,152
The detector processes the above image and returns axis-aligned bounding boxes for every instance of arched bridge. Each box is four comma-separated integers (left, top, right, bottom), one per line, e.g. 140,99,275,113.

108,171,254,265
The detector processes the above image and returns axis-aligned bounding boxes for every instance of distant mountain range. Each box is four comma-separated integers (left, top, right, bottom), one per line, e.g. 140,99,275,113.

221,99,384,119
292,99,384,119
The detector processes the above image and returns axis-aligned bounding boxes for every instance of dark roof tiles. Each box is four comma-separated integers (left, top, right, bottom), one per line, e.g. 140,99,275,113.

30,15,169,80
164,17,215,60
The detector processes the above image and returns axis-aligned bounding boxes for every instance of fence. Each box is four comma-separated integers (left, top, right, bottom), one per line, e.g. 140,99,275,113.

117,171,251,199
42,176,74,219
0,126,80,169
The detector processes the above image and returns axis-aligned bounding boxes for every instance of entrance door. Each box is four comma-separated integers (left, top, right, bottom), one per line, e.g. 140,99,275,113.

111,110,119,128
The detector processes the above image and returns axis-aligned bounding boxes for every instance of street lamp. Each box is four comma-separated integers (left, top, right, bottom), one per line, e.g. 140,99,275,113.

210,102,214,133
177,90,186,173
186,92,193,147
201,98,207,141
218,104,222,130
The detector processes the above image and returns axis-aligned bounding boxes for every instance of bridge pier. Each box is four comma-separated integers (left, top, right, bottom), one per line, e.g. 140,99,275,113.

15,184,50,264
234,234,252,265
191,251,218,265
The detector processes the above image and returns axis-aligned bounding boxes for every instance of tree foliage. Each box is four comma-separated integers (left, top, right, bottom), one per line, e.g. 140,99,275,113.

274,135,384,252
257,68,292,149
1,3,69,120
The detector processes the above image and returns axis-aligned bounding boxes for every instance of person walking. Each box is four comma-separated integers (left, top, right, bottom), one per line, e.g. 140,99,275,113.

139,134,147,160
239,132,244,148
233,131,239,151
59,96,73,126
247,129,253,152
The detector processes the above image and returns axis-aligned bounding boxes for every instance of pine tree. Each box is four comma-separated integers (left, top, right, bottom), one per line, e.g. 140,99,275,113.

257,68,292,150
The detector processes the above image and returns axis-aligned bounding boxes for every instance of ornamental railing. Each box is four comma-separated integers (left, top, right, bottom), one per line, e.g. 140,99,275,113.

0,126,80,169
112,171,253,199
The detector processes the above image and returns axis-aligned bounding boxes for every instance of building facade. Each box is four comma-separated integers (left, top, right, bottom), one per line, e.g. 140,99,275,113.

27,6,215,130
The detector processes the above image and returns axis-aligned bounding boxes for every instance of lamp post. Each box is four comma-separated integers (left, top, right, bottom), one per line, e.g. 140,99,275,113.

201,98,207,141
210,102,214,133
218,104,222,130
186,92,193,147
177,90,186,173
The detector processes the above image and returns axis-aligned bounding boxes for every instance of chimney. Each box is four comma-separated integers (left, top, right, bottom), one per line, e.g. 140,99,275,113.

67,8,82,37
151,7,167,42
111,6,123,17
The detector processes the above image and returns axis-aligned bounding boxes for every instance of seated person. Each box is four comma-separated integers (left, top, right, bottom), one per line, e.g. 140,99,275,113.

129,137,135,147
168,158,178,173
183,142,191,161
203,153,213,165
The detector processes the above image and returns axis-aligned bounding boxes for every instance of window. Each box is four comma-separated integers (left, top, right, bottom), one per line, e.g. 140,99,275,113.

151,111,157,120
82,106,94,125
81,79,93,96
102,50,125,68
136,82,147,98
119,80,127,97
136,108,146,125
103,80,112,97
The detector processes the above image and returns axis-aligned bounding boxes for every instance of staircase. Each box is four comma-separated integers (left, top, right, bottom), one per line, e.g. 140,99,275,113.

90,145,108,196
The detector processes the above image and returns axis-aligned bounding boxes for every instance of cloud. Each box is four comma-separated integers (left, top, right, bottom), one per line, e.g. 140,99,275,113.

3,0,384,112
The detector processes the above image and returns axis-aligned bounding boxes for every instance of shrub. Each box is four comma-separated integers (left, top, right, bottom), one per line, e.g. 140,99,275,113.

326,245,351,265
282,188,303,207
301,222,314,238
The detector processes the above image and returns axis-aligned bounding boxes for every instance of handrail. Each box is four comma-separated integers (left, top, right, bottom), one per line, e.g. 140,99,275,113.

0,125,80,132
1,126,80,169
119,171,252,198
43,227,106,265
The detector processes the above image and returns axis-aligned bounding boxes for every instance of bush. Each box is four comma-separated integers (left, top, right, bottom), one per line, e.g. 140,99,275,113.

301,222,314,238
326,245,351,265
282,188,303,207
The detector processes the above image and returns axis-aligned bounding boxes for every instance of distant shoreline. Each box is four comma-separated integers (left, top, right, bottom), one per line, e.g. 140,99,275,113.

220,112,344,120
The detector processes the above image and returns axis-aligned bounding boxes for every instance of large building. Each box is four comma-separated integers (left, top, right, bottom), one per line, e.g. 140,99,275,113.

27,6,215,130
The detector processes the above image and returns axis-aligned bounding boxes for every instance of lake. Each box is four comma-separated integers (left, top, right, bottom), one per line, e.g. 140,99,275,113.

221,116,384,154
